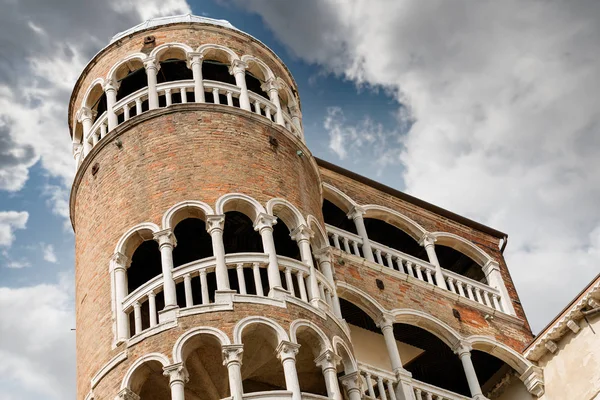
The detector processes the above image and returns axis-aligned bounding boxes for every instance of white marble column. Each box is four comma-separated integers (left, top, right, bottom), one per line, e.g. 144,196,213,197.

187,52,205,103
314,248,343,318
229,60,251,111
144,57,160,110
77,107,94,156
262,78,285,126
482,260,516,315
420,233,447,290
223,345,244,400
163,363,188,400
206,215,230,291
110,252,130,343
291,225,321,306
315,350,342,400
277,341,302,400
454,343,487,400
153,229,178,319
339,372,362,400
104,80,119,131
377,315,404,374
289,104,303,137
254,213,283,294
347,206,375,262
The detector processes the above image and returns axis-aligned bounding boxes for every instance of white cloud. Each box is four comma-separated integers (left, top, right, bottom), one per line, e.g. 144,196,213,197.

238,0,600,331
0,211,28,247
0,281,75,399
42,243,58,264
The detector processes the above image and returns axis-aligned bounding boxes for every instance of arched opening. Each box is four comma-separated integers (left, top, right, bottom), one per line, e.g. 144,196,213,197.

470,351,530,400
128,360,170,399
201,48,237,105
295,327,328,396
240,324,286,393
272,218,301,261
436,245,487,283
114,59,147,103
156,48,194,105
244,59,270,100
182,334,230,400
84,82,107,125
322,199,357,234
364,218,428,262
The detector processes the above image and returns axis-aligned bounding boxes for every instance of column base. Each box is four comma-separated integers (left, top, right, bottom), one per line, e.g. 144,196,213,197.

269,286,289,300
158,305,179,324
214,289,237,304
310,298,330,312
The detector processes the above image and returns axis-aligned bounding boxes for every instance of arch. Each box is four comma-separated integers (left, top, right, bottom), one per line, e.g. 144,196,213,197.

307,215,328,250
81,77,106,109
362,204,427,241
266,198,306,231
173,326,231,363
289,319,332,353
197,43,240,64
215,193,266,222
233,316,289,345
121,352,170,390
149,42,194,62
332,336,358,373
241,54,275,81
429,232,493,266
114,222,160,260
107,53,147,83
336,282,386,322
467,335,533,376
391,309,462,349
276,77,298,109
322,183,357,214
162,200,214,230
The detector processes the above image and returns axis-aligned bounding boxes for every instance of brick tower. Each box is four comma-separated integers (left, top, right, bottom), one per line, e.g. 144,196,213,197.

69,15,545,400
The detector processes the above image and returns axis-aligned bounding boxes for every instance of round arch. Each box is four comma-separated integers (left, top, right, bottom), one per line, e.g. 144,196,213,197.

81,77,106,109
114,222,161,260
196,44,240,64
215,193,266,222
106,53,148,83
362,204,426,241
233,316,289,345
289,319,332,353
241,54,275,81
149,42,194,61
173,326,231,364
276,77,298,108
266,198,306,231
336,282,386,322
391,309,462,349
467,335,534,376
322,183,357,214
430,232,493,267
162,200,214,230
332,336,358,373
307,215,328,250
120,352,170,391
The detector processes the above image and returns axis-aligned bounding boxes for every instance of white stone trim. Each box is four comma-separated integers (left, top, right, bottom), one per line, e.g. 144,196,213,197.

161,200,214,229
149,42,194,61
233,316,290,345
120,352,171,390
127,320,178,347
215,192,266,221
196,43,240,63
91,350,127,388
322,183,358,212
266,198,307,230
361,203,427,241
241,54,276,81
428,231,493,266
107,53,148,83
114,222,161,256
289,319,332,353
332,335,358,373
172,326,231,363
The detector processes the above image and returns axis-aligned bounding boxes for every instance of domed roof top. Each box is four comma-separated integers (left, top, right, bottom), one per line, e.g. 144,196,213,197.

110,14,237,43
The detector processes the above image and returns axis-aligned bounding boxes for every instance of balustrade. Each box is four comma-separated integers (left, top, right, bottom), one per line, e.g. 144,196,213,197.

326,224,505,314
80,79,300,164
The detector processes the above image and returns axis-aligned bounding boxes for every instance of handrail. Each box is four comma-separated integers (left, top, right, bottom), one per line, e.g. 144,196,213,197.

85,112,108,142
411,378,471,400
325,224,363,243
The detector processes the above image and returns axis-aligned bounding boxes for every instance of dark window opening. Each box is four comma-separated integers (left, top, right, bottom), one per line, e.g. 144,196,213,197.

223,211,264,254
172,218,213,267
364,218,428,262
273,219,301,261
90,93,107,124
127,240,162,293
157,59,192,83
436,245,487,283
245,71,269,99
116,68,147,101
322,199,357,234
202,60,236,85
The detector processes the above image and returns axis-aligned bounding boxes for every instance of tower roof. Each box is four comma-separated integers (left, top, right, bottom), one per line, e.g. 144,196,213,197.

110,14,237,43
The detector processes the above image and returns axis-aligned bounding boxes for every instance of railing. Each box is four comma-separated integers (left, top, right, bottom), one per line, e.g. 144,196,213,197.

326,225,504,313
411,379,471,400
122,253,330,338
82,78,300,161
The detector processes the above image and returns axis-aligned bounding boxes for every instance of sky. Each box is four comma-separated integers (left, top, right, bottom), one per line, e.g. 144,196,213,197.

0,0,599,398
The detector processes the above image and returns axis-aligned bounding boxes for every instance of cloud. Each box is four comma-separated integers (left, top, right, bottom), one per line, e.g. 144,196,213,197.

0,279,75,399
236,0,600,331
42,243,58,264
0,211,28,247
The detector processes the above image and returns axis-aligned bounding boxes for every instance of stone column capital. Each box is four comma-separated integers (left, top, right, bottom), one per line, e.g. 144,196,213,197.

254,213,278,232
76,106,94,122
339,371,361,390
314,349,341,370
103,79,120,92
482,260,500,274
419,232,437,247
375,314,395,330
153,229,177,248
289,104,301,117
110,252,129,270
205,214,226,234
143,57,160,72
115,388,140,400
346,205,366,220
313,247,333,263
222,344,244,366
229,59,248,75
276,341,301,362
163,363,189,385
290,224,314,242
186,52,204,68
453,342,473,357
261,77,280,93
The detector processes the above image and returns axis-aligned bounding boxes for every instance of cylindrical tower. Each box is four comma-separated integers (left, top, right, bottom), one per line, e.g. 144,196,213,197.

70,15,349,400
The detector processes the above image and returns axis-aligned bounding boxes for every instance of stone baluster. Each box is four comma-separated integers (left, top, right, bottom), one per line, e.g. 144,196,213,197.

284,267,295,296
163,363,188,400
110,252,129,342
414,265,424,281
206,215,230,291
212,87,220,104
252,262,264,296
123,103,131,120
332,233,341,249
347,206,374,262
254,100,262,114
236,263,247,295
314,248,343,318
226,90,234,106
316,350,342,400
296,271,308,301
483,291,493,308
420,233,447,290
424,267,433,284
144,57,159,110
377,376,389,400
180,87,187,103
455,280,466,297
474,287,484,304
446,277,456,294
277,341,302,400
414,388,422,400
183,273,193,307
133,301,142,335
405,261,415,277
164,88,172,106
187,52,205,103
466,284,475,300
223,345,244,400
341,237,351,254
351,240,361,256
386,379,398,400
492,294,502,311
153,229,178,319
374,249,384,265
385,253,394,269
229,60,251,111
135,98,142,115
148,291,157,328
200,269,209,304
364,372,376,398
255,213,283,295
394,257,405,273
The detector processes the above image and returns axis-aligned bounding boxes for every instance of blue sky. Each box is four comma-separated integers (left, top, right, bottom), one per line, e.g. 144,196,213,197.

1,0,599,398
